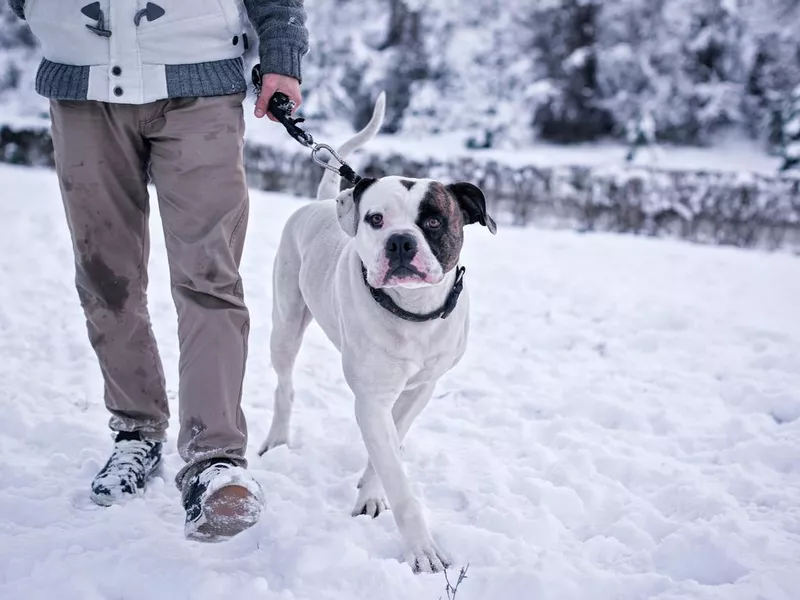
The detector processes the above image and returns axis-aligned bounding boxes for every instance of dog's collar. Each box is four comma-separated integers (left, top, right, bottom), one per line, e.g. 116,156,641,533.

360,264,466,322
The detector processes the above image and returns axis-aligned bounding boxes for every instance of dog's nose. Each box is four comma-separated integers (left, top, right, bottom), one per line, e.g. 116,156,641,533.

385,233,417,263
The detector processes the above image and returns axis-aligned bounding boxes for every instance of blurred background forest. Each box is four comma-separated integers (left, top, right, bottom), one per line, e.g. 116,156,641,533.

2,0,800,249
2,0,800,151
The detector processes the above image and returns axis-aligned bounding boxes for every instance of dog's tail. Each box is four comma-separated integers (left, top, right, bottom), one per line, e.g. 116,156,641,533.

316,91,386,201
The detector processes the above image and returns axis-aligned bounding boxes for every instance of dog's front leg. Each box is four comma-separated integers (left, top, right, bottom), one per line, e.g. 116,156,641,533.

355,382,436,516
353,392,451,574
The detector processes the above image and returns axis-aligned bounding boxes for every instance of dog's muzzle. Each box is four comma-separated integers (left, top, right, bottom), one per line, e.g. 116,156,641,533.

385,233,417,265
384,233,425,281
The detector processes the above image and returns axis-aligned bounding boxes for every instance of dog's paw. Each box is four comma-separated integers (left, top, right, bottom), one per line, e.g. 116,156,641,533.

405,541,452,574
257,430,289,456
351,482,389,518
352,495,389,519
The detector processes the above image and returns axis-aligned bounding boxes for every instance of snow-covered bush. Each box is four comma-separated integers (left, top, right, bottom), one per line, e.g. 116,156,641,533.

241,137,800,252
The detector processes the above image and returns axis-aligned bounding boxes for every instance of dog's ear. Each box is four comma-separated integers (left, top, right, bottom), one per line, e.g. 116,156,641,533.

447,182,497,234
336,188,358,237
336,177,377,237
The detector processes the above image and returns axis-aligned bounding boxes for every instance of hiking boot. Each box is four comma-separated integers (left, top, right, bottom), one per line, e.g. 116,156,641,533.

182,459,265,542
90,431,162,506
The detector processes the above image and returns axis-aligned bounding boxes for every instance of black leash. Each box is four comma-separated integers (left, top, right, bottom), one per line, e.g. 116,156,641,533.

252,64,362,185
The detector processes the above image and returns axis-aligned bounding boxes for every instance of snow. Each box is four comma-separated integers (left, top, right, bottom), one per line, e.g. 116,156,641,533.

243,108,787,176
2,102,788,178
1,162,799,600
3,98,786,178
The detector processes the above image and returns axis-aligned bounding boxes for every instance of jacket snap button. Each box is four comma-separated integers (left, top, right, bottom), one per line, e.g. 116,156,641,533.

232,35,239,46
113,86,123,97
112,66,122,76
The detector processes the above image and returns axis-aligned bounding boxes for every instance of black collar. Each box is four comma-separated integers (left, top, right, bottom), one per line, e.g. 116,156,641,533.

361,265,466,322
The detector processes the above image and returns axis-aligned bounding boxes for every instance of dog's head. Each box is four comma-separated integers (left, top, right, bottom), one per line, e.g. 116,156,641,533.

336,176,497,289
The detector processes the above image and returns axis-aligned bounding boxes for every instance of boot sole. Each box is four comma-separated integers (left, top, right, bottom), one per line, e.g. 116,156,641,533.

185,484,261,542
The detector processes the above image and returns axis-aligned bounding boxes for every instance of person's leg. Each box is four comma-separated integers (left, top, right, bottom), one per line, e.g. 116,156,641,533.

143,92,254,500
50,99,169,504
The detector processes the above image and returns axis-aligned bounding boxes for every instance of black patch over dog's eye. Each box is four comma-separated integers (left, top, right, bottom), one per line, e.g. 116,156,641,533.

367,213,384,229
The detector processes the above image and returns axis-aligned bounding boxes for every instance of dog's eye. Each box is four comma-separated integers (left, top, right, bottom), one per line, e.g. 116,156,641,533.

367,213,384,229
424,216,442,229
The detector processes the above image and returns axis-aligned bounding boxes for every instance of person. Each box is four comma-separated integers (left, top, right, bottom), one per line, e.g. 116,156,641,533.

6,0,308,541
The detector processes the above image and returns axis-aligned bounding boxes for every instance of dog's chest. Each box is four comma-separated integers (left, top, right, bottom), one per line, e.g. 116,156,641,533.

379,309,468,377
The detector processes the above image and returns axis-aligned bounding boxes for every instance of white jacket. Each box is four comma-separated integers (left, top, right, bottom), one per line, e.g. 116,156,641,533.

22,0,257,103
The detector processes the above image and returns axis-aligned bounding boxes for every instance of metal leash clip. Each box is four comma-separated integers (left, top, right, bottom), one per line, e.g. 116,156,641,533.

310,143,351,174
252,64,362,185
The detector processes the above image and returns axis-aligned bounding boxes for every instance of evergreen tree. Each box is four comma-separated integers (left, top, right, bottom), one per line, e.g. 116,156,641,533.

528,0,614,143
779,85,800,172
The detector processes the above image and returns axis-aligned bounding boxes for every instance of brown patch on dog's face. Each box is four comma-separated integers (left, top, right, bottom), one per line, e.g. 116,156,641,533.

354,176,445,288
416,182,465,273
353,176,494,288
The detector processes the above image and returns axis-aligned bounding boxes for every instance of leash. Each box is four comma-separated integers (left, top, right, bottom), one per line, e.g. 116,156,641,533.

252,64,362,185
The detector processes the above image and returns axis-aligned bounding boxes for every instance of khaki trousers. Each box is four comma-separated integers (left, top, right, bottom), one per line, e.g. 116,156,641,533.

50,92,251,489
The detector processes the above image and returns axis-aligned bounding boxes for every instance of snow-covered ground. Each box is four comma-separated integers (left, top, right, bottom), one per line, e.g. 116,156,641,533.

0,163,798,600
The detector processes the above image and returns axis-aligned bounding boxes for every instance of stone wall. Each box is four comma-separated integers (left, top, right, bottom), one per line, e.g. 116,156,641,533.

4,121,800,252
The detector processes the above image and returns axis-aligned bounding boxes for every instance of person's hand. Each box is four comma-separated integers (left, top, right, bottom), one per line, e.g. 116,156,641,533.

254,73,302,122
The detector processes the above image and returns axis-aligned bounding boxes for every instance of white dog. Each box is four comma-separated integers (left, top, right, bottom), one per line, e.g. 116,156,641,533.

258,92,497,573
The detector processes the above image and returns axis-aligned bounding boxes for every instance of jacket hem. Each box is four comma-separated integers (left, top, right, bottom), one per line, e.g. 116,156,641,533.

33,57,249,102
35,59,90,100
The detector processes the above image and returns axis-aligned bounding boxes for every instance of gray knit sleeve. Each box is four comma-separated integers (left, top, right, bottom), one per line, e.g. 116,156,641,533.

243,0,309,83
7,0,26,19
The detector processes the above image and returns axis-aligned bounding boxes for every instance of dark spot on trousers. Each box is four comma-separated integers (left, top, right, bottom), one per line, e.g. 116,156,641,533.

78,253,130,314
135,366,148,378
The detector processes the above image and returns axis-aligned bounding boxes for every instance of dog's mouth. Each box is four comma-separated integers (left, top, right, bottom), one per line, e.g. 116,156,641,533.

373,264,444,289
384,264,425,285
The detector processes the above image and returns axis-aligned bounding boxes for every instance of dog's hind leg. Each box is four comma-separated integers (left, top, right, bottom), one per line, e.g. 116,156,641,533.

258,250,312,456
353,382,435,518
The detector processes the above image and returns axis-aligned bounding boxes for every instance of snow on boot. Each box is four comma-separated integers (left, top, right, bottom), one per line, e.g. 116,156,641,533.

90,431,162,506
182,459,265,542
